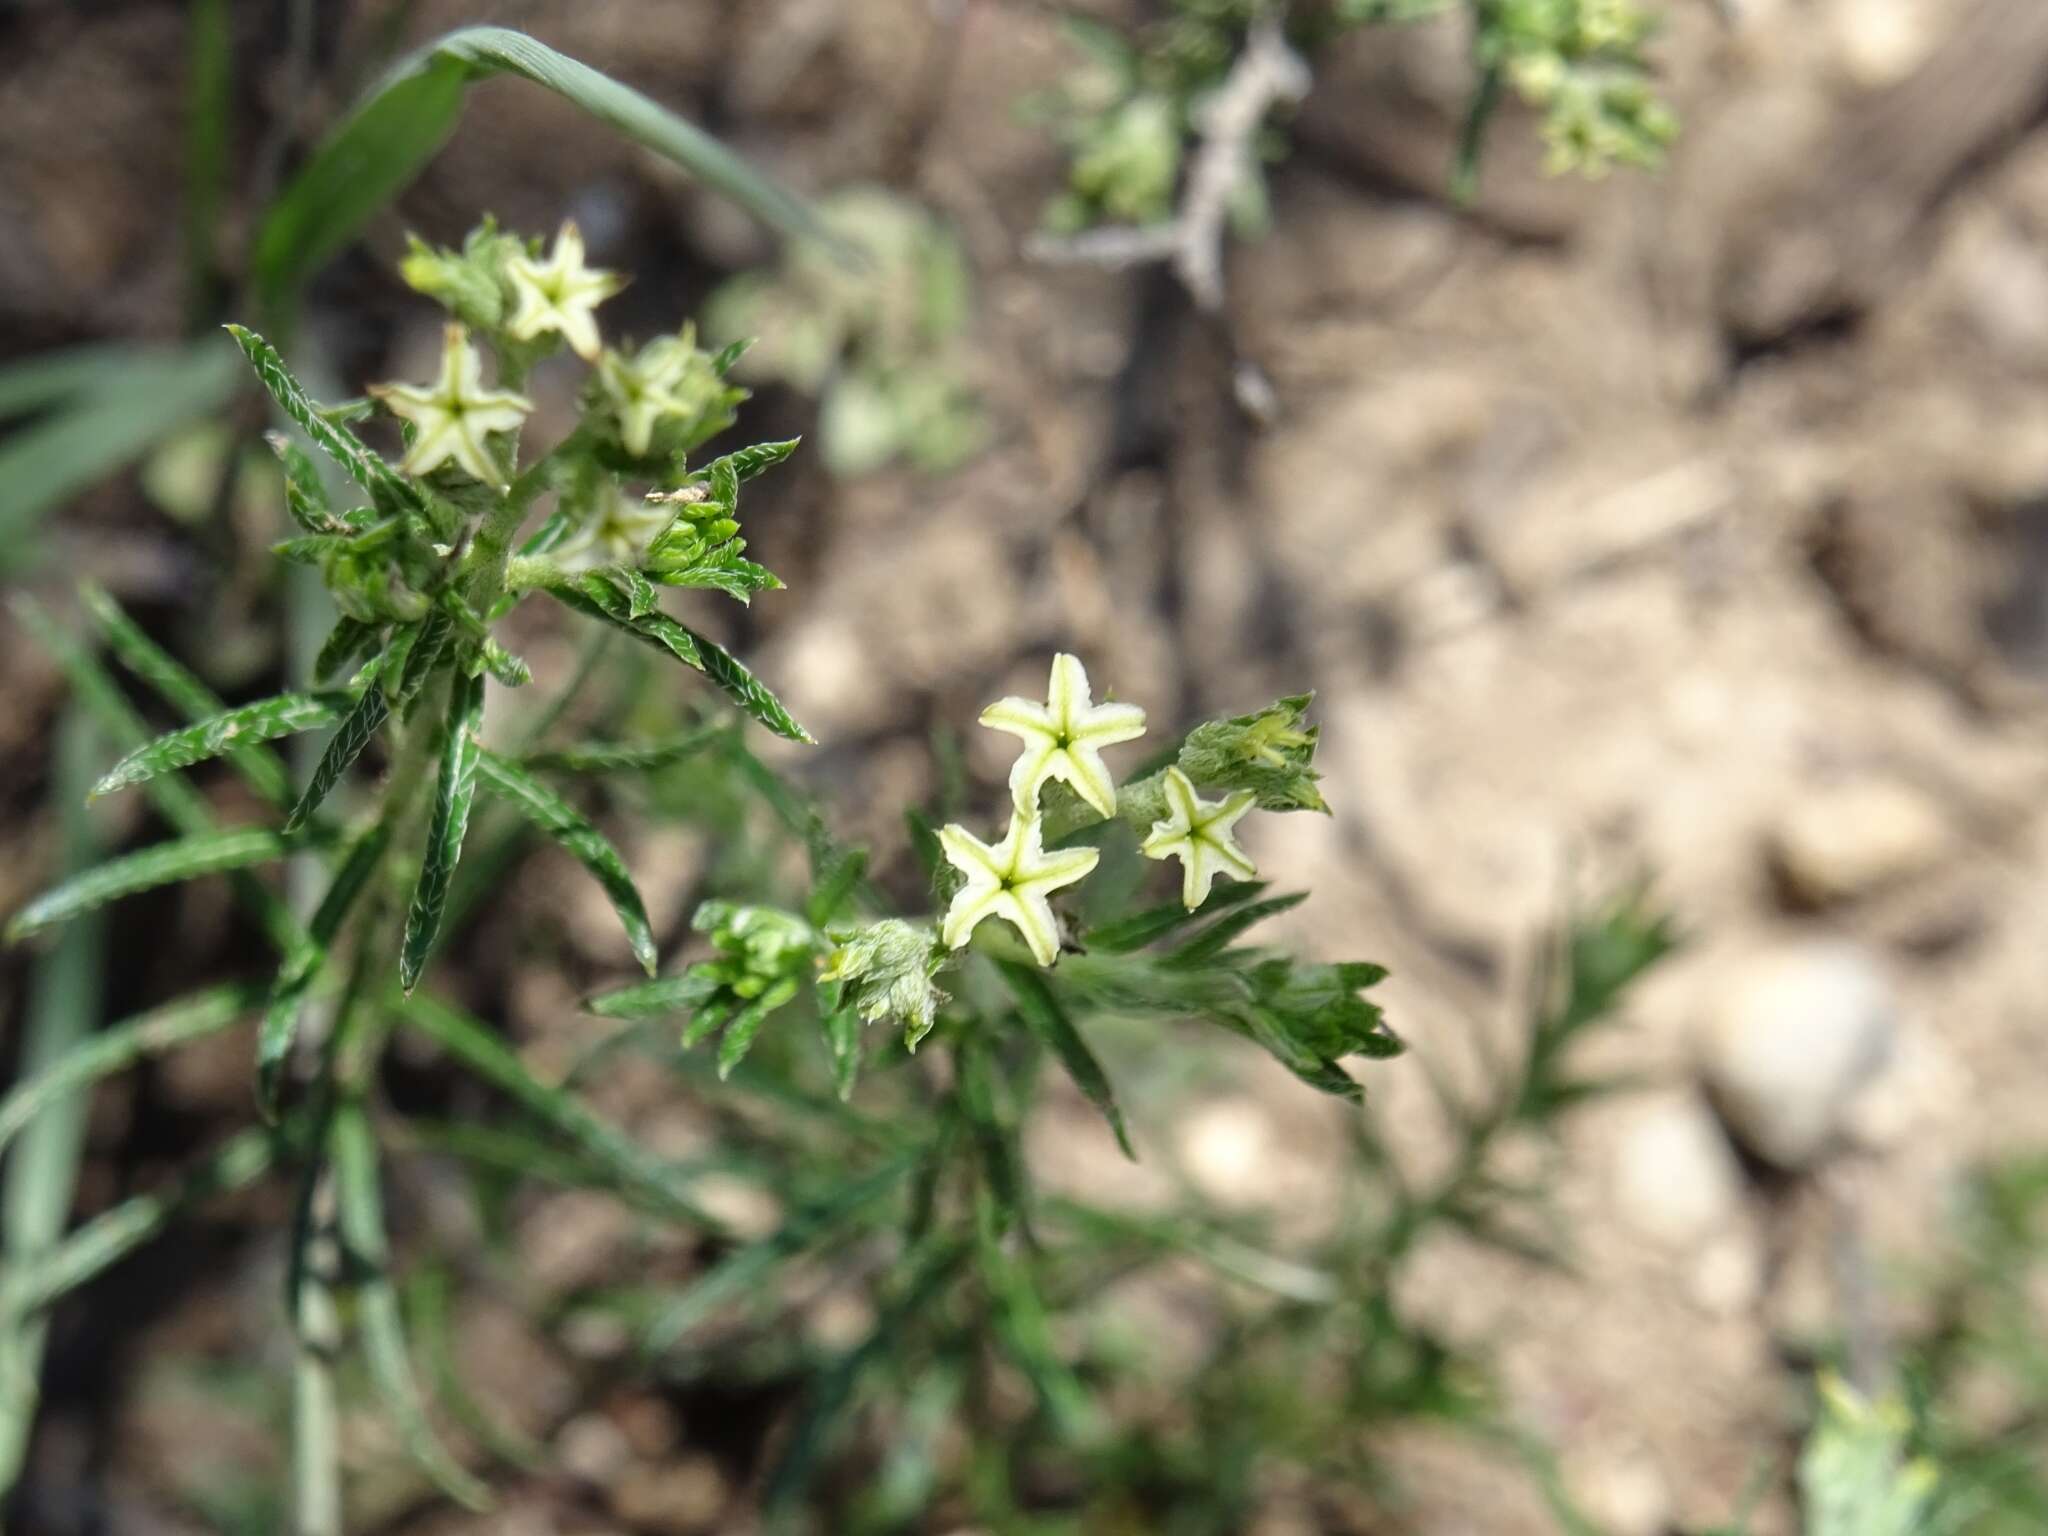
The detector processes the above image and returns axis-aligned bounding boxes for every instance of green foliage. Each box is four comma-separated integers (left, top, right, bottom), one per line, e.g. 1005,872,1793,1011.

1800,1373,1939,1536
705,187,984,476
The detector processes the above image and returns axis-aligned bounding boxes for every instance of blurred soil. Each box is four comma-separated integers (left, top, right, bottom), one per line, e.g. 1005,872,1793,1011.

8,0,2048,1532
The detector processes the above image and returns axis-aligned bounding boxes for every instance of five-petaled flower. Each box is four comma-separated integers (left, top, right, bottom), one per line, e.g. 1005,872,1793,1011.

939,810,1100,966
504,220,624,361
599,335,710,458
980,653,1146,821
369,324,533,488
555,484,673,572
1141,767,1256,910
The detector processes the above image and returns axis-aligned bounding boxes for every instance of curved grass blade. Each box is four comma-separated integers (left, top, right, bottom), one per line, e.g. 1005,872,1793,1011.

91,691,347,800
399,673,485,993
257,823,392,1120
330,1102,491,1511
475,750,656,974
997,961,1133,1160
287,684,389,834
224,326,417,515
81,582,298,812
410,1267,547,1472
0,344,241,551
0,1128,277,1318
0,711,105,1490
683,626,813,744
398,993,728,1234
252,26,832,319
7,828,293,943
0,982,265,1162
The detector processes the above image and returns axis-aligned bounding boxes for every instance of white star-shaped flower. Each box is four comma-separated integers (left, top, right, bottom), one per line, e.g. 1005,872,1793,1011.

504,220,624,361
939,810,1100,967
598,334,708,457
980,653,1146,821
1141,767,1256,910
554,483,674,572
369,324,533,488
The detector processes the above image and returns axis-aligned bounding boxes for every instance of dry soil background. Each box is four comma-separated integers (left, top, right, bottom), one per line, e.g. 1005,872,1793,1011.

7,1,2048,1533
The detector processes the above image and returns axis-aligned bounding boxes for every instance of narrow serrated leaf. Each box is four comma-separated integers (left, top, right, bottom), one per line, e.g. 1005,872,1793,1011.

1166,892,1307,968
7,829,292,942
314,616,381,683
224,326,417,516
91,691,347,800
522,726,723,775
998,961,1133,1159
584,971,718,1020
716,977,799,1079
683,625,813,743
710,337,753,376
822,1008,862,1101
399,672,485,991
391,609,455,719
286,685,389,834
719,437,800,483
268,431,338,533
1084,879,1269,954
622,567,660,620
476,750,656,974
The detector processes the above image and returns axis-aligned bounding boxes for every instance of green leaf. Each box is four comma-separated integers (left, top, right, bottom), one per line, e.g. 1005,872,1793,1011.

998,961,1134,1159
286,685,389,834
12,598,303,956
1084,878,1268,954
0,343,241,551
476,749,657,975
391,609,456,720
822,1008,862,1101
7,829,293,943
252,26,832,320
1166,892,1307,968
313,616,381,684
257,823,392,1119
223,325,418,516
717,437,801,483
653,547,784,603
330,1102,491,1511
399,672,485,992
268,431,339,533
584,971,719,1021
687,626,814,744
0,982,265,1163
90,691,347,800
717,976,800,1079
81,581,298,813
398,993,730,1232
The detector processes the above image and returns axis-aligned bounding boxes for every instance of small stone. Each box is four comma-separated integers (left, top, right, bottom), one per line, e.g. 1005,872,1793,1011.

1700,941,1899,1170
1766,778,1952,907
557,1411,633,1485
1690,1229,1766,1318
1612,1092,1745,1247
611,1454,728,1534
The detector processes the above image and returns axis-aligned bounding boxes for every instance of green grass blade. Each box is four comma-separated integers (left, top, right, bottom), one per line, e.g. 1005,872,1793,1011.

11,599,304,955
0,344,141,419
330,1102,491,1511
398,992,728,1234
7,828,294,943
0,711,106,1493
682,625,814,744
520,726,724,774
90,691,346,800
184,0,231,320
399,673,485,992
475,749,656,975
0,344,241,550
584,972,718,1021
0,1128,277,1318
224,325,417,514
258,822,392,1119
997,961,1133,1160
286,683,389,834
645,1151,917,1352
0,982,264,1164
81,582,299,811
251,26,830,318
